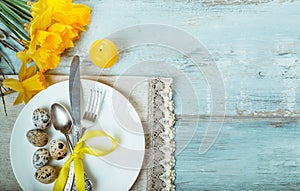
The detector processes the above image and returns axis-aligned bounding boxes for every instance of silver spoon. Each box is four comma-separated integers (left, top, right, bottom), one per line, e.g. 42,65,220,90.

51,103,93,191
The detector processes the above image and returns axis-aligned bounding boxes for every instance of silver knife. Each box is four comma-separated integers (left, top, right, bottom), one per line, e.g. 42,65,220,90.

69,55,82,144
64,55,81,191
68,55,93,191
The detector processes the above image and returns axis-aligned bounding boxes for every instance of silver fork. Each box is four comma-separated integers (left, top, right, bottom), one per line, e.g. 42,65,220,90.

82,88,104,134
69,88,104,191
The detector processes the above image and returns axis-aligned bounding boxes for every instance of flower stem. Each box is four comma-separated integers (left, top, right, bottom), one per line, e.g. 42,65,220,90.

0,50,16,74
0,69,8,116
0,40,19,52
0,85,7,116
0,28,26,47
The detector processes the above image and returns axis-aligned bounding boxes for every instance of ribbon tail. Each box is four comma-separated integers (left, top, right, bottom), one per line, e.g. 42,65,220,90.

52,159,73,191
74,158,85,191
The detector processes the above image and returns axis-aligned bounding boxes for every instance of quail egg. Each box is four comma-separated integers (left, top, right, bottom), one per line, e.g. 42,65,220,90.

34,165,58,184
32,108,51,130
26,129,48,147
49,140,68,160
33,148,51,169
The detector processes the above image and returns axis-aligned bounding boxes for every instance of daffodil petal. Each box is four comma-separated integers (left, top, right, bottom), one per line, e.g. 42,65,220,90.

71,4,92,27
22,72,46,92
4,64,46,105
18,62,27,81
30,7,53,36
24,92,36,104
48,0,72,12
48,23,77,49
31,0,47,18
16,51,32,65
13,92,25,106
35,30,62,51
31,48,60,73
2,78,23,92
25,65,37,79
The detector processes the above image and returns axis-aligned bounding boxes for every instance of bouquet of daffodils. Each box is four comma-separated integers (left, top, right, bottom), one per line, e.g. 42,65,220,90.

0,0,91,106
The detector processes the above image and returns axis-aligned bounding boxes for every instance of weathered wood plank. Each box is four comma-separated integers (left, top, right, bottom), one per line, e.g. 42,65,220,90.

175,119,300,190
1,1,300,190
1,1,300,117
55,0,300,117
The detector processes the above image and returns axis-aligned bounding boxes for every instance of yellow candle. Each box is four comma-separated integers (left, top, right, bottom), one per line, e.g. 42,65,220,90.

89,39,118,68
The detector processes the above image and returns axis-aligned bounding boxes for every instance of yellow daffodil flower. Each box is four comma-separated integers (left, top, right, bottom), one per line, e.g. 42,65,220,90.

2,0,91,105
2,63,46,105
48,23,78,50
35,30,63,52
53,4,91,31
31,48,61,73
30,6,53,36
17,0,91,73
16,51,32,65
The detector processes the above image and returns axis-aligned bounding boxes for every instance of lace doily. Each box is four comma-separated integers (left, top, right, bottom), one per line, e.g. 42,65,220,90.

147,78,176,191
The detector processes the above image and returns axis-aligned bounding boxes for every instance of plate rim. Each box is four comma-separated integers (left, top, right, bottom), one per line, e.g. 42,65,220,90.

10,79,145,190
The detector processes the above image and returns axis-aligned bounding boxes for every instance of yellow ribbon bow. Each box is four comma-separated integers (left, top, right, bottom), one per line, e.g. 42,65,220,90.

53,130,117,191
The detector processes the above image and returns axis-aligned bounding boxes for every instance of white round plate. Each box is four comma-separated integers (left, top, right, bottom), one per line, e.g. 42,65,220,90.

10,79,145,191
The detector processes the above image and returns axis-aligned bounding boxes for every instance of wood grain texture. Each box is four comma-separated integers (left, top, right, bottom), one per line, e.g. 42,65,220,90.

1,0,300,190
1,0,300,116
175,119,300,190
50,0,300,117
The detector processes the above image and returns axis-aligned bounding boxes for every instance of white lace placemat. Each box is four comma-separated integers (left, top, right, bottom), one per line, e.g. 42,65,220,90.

0,76,175,191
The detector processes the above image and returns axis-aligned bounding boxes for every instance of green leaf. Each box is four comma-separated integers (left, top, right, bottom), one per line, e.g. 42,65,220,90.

0,14,29,41
3,2,31,21
2,0,31,20
0,2,26,27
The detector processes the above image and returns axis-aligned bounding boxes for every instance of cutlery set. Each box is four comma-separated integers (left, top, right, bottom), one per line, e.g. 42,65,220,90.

51,55,103,191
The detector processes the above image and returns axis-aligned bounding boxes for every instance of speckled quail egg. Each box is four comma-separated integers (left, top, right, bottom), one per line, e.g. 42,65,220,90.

49,140,68,160
26,129,48,147
34,165,58,184
32,108,51,130
33,148,51,169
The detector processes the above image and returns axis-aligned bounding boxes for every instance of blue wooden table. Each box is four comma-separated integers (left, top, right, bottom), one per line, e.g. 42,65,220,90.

1,0,300,190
